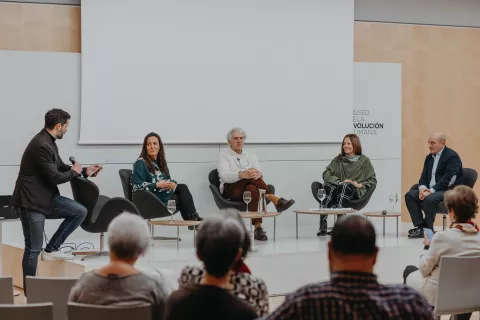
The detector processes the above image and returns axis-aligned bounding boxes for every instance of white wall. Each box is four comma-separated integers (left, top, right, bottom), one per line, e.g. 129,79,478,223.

0,51,400,244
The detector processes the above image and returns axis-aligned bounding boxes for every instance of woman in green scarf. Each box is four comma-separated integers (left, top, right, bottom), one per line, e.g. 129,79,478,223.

318,134,377,236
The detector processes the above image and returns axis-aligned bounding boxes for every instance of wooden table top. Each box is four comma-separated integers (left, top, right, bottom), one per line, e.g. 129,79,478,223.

148,220,201,226
294,209,356,215
240,212,281,219
363,211,402,217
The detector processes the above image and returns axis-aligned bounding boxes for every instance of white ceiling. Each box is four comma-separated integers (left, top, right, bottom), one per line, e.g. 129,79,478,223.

1,0,479,28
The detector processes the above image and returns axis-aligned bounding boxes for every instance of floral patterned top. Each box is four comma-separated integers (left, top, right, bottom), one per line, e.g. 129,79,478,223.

179,265,269,316
131,158,176,204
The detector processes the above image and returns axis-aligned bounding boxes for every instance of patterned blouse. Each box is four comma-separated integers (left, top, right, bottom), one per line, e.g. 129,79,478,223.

131,158,176,204
179,265,269,316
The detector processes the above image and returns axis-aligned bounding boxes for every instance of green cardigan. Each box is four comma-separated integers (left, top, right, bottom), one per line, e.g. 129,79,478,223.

131,158,176,204
322,154,377,199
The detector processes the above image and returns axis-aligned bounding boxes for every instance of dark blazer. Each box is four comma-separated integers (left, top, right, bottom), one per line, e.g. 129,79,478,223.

419,146,463,192
11,129,82,215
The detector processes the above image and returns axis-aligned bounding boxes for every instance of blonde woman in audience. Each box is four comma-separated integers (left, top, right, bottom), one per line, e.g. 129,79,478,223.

164,213,257,320
178,209,269,316
69,212,175,320
403,185,480,320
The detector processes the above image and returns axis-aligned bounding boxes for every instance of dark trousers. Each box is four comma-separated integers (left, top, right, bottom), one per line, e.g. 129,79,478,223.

403,266,471,320
173,184,197,220
17,195,87,295
318,182,356,234
405,185,444,229
223,178,272,225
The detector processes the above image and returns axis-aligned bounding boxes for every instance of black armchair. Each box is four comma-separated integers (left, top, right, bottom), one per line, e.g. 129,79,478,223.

432,168,478,230
0,196,17,220
70,177,140,260
119,169,179,240
311,181,376,211
208,169,275,211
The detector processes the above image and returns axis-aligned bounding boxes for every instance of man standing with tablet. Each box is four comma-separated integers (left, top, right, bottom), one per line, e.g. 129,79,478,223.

11,109,101,295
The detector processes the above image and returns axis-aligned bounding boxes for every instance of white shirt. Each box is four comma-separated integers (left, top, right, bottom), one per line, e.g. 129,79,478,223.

216,148,261,193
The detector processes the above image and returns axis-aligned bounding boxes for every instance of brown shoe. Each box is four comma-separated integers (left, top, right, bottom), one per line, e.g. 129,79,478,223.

254,227,268,241
275,198,295,212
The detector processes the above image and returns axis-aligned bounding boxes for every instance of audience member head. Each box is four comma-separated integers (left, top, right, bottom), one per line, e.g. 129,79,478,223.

44,108,71,139
227,127,246,154
328,215,378,274
107,212,150,264
445,185,478,224
428,132,446,155
196,213,245,279
140,132,169,176
221,209,251,268
340,134,362,157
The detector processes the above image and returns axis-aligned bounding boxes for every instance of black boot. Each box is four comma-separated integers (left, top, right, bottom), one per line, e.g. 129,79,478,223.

188,213,203,230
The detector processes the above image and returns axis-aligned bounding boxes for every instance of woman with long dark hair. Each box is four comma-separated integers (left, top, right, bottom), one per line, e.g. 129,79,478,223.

131,132,202,224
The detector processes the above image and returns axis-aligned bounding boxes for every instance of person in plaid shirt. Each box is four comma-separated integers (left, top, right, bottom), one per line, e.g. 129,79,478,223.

263,215,434,320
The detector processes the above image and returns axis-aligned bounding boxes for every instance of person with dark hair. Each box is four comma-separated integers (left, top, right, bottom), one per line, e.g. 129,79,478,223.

264,215,434,320
317,134,376,236
164,214,257,320
403,185,480,319
178,209,269,316
405,132,463,238
131,132,202,226
69,213,175,320
11,108,102,295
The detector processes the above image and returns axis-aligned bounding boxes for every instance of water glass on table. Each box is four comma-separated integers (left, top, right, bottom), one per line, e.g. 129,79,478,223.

167,200,176,220
389,192,399,213
243,191,252,212
317,188,326,210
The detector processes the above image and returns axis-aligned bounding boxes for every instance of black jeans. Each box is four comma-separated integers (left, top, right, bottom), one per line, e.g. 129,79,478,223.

17,195,87,295
174,184,198,220
405,186,444,229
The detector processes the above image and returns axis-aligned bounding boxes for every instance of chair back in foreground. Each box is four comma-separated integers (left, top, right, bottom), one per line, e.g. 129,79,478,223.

0,276,14,304
68,302,152,320
434,256,480,317
26,276,78,320
0,302,53,320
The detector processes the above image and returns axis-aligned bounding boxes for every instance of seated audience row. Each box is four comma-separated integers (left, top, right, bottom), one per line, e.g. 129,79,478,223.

69,212,436,320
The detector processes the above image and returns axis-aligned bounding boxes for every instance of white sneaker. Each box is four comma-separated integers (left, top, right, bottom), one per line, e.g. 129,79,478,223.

41,250,75,261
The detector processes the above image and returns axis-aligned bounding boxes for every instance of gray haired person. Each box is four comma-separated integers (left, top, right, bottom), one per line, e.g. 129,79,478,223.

217,127,295,241
69,212,174,320
164,213,257,320
178,209,270,315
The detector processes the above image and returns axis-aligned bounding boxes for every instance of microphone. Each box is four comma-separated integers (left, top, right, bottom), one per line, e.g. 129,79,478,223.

69,156,76,165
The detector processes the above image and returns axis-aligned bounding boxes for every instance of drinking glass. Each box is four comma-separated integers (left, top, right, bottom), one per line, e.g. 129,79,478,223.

317,189,326,210
243,191,252,212
389,192,399,213
167,200,176,221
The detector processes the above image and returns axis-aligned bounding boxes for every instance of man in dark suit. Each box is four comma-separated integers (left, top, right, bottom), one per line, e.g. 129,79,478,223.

405,133,463,239
11,109,101,294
